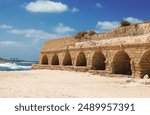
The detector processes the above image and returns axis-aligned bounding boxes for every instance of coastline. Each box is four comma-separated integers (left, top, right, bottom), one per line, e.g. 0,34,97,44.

0,70,150,98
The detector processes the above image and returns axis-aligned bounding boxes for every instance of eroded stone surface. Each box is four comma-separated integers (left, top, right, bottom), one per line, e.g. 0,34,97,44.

33,21,150,78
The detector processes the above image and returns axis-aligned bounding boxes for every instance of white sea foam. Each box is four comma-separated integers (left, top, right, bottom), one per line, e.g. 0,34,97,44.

19,61,36,64
0,63,31,70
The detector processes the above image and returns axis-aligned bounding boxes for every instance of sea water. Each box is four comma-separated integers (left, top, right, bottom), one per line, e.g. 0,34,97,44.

0,61,38,71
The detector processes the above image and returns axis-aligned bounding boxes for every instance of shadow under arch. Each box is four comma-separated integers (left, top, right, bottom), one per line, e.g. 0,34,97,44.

63,51,72,66
51,54,59,65
41,55,48,65
139,50,150,78
112,51,132,75
76,52,87,66
92,51,106,70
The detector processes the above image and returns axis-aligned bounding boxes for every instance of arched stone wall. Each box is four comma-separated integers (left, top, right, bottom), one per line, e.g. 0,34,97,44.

63,51,72,66
138,50,150,78
92,51,106,70
37,44,150,78
112,51,132,75
76,52,87,66
84,50,95,67
41,55,48,65
51,54,59,65
69,51,76,66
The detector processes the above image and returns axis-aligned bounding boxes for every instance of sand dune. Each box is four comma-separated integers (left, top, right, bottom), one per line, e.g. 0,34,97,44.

0,70,150,98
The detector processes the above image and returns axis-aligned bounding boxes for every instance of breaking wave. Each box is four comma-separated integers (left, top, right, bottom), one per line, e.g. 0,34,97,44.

0,62,32,71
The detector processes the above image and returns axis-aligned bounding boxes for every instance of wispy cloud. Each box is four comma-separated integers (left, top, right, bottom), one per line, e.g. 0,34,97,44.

71,7,79,13
96,21,119,31
0,24,13,29
8,28,59,40
0,22,75,41
0,40,21,47
124,17,143,23
53,23,75,34
24,0,68,13
96,3,103,8
96,17,143,31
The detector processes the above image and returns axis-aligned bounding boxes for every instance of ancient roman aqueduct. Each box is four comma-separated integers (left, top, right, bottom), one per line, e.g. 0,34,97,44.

32,22,150,78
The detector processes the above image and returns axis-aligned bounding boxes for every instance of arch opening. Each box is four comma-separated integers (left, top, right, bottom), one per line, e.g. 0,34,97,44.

51,54,59,65
139,51,150,77
41,55,48,65
92,51,106,70
76,52,87,66
63,51,72,66
112,51,132,75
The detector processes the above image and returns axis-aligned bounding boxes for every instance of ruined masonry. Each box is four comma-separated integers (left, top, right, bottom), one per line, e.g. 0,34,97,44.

32,22,150,78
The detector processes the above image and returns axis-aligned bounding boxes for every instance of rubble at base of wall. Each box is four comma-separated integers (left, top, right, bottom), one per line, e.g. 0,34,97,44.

32,64,133,78
32,64,90,72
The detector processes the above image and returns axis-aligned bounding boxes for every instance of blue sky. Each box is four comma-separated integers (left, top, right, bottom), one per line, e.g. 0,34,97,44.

0,0,149,61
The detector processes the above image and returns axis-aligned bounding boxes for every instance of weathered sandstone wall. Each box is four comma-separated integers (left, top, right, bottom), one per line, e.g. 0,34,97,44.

33,21,150,78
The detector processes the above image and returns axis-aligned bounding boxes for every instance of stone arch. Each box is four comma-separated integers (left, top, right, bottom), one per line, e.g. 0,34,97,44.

139,50,150,78
112,51,132,75
63,51,72,66
76,52,87,66
92,51,106,70
51,54,59,65
41,55,48,65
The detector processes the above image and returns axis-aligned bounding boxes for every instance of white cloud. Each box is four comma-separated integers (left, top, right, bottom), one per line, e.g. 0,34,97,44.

124,17,143,24
96,21,119,31
71,7,79,13
96,3,103,8
53,23,75,34
0,23,75,41
0,41,19,47
0,24,13,29
96,17,143,31
25,0,68,13
8,28,59,39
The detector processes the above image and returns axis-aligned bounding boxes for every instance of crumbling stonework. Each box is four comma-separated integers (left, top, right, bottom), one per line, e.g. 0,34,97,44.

32,21,150,78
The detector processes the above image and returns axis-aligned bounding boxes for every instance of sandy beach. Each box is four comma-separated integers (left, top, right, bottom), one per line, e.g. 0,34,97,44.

0,70,150,98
